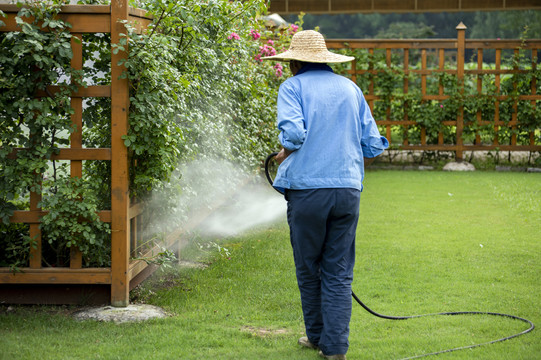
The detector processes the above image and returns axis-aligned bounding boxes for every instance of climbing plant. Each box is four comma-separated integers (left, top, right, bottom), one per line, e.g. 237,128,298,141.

332,46,541,156
0,0,299,268
0,2,112,268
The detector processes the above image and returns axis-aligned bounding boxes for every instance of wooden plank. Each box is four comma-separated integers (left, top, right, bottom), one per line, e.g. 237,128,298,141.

0,268,111,284
130,217,137,258
110,0,131,307
417,0,460,11
268,0,541,13
403,48,410,146
331,0,372,12
326,39,457,49
326,39,541,51
530,49,537,146
127,15,152,34
325,39,541,49
374,0,415,11
364,94,540,102
128,7,153,33
465,69,533,75
60,5,111,14
70,34,84,270
129,263,157,291
10,210,112,224
129,202,144,219
397,144,541,152
29,191,41,269
36,85,111,98
128,7,152,19
400,145,459,151
287,0,328,12
476,49,484,145
0,4,111,14
0,12,110,33
466,39,541,49
52,148,112,160
7,148,112,160
455,22,467,160
0,5,151,34
128,258,149,281
511,49,519,147
494,48,502,146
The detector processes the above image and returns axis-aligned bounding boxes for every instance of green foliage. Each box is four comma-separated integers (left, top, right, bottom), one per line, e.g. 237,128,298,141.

0,221,34,272
0,2,78,223
375,21,435,39
292,10,541,40
39,175,111,267
109,0,287,198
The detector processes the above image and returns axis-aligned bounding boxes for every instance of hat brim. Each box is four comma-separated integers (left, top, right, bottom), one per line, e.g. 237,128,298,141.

262,49,354,64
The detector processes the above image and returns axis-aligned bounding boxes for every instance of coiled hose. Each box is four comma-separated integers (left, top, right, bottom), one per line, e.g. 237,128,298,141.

264,152,534,359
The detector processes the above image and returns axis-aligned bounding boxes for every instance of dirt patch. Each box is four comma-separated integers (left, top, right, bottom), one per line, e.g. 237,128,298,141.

240,325,290,337
72,304,169,323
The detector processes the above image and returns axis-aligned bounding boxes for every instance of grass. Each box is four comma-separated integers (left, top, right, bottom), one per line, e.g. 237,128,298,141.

1,171,539,360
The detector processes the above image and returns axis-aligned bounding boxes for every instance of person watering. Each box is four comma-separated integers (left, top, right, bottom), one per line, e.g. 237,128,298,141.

262,30,389,360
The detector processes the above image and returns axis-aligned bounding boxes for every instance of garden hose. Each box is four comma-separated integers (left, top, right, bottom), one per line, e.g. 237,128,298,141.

264,152,534,359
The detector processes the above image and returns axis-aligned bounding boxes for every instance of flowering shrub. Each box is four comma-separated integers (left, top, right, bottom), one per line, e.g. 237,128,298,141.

227,32,240,40
255,43,276,62
0,0,304,268
274,63,284,77
249,29,261,40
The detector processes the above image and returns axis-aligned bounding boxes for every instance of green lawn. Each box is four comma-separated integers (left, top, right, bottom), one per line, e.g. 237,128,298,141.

1,171,539,360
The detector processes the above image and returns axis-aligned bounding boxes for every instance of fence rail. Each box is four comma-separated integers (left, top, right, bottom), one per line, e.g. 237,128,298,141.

326,24,541,160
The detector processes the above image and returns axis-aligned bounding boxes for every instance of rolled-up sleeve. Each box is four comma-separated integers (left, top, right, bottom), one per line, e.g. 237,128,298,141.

277,81,306,151
360,97,389,158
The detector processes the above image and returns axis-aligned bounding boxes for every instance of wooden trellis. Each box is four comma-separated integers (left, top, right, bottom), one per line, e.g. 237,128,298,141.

0,2,152,306
326,24,541,159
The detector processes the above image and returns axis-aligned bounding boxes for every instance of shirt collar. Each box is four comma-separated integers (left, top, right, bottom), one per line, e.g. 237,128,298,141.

296,63,334,76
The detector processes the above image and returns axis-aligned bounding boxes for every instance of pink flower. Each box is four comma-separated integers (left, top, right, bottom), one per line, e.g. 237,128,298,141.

267,39,274,46
260,44,276,57
254,44,277,63
227,32,240,40
249,29,261,40
274,63,283,77
440,104,444,108
289,24,299,34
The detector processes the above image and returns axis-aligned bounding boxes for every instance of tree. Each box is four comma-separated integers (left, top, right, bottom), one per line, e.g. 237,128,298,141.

375,22,435,39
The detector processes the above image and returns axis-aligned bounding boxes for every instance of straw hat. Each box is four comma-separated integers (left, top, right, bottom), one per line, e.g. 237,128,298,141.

262,30,354,63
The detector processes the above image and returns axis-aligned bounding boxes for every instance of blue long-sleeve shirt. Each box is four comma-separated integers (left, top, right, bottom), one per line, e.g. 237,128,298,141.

273,63,389,193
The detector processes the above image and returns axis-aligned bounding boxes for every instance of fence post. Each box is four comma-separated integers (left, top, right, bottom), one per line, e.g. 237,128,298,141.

110,0,130,307
456,22,467,161
70,34,84,269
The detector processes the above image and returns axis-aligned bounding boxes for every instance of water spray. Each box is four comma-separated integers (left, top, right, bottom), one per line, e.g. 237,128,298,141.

264,152,534,359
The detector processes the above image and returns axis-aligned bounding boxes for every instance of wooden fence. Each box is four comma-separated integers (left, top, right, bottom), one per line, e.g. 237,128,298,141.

326,23,541,160
0,2,152,306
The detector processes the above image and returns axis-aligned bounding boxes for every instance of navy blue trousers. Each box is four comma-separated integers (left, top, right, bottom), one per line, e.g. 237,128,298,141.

286,188,360,356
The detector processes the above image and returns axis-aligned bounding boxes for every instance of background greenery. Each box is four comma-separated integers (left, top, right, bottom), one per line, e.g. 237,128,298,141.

292,10,541,40
0,171,539,359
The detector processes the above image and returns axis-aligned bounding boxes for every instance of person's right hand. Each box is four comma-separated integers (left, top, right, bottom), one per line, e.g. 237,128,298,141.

275,148,293,164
